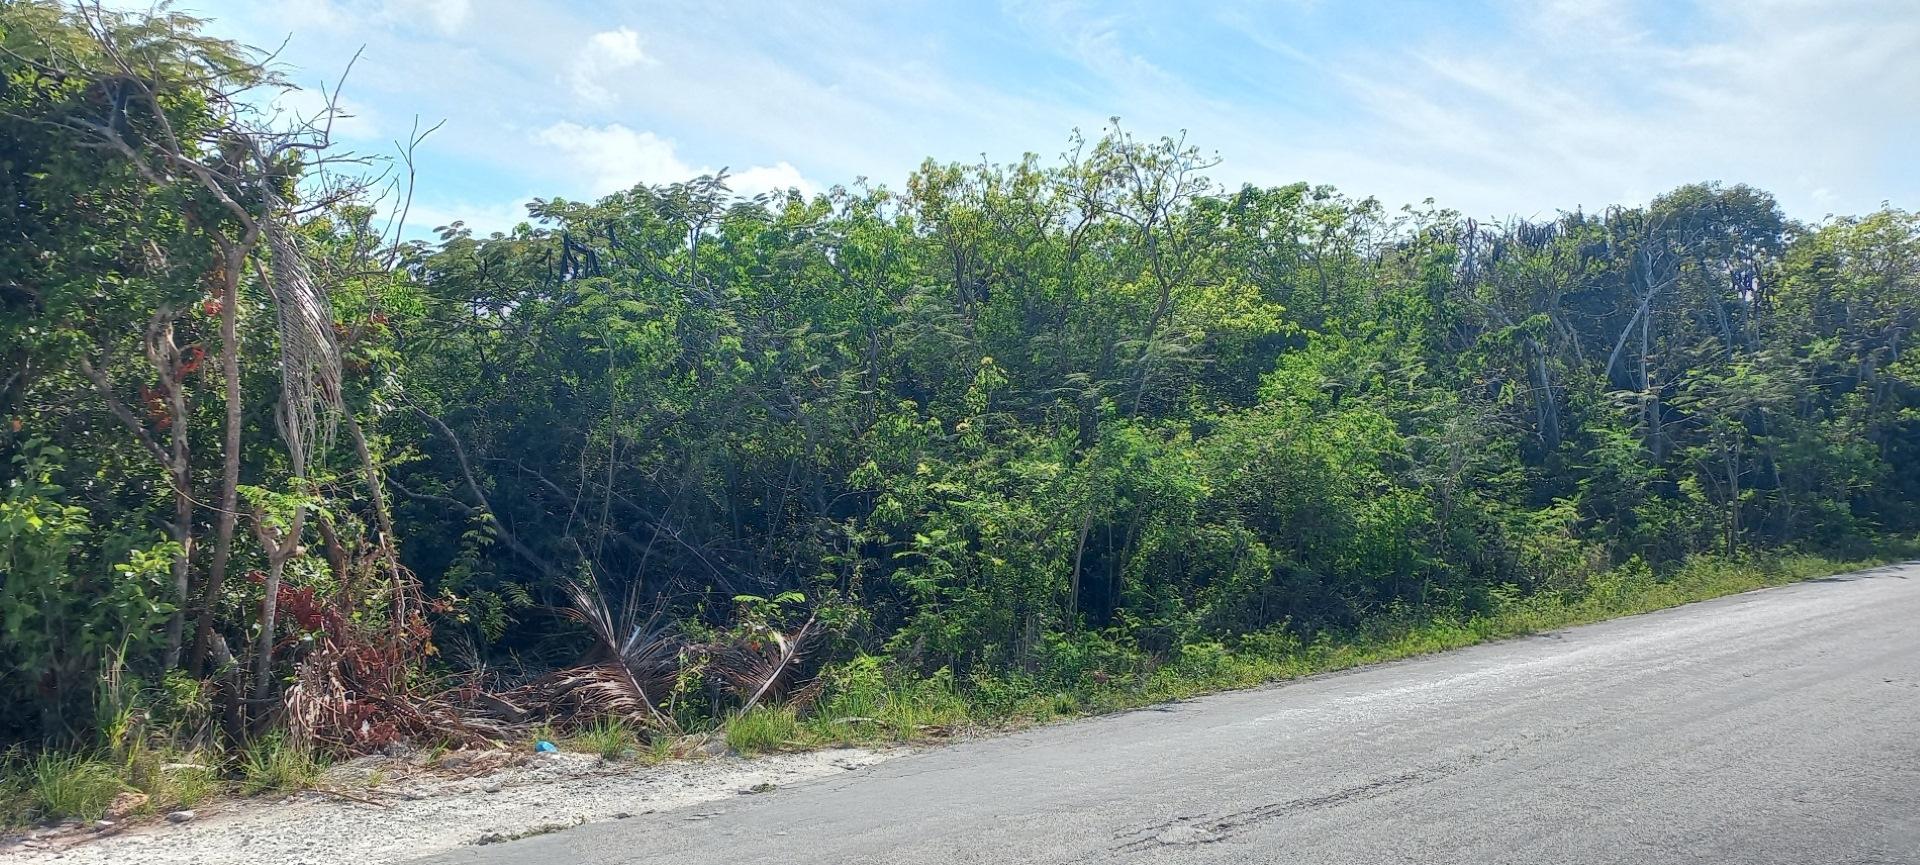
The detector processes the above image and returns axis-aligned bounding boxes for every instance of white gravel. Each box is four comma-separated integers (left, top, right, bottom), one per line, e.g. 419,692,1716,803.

2,746,898,865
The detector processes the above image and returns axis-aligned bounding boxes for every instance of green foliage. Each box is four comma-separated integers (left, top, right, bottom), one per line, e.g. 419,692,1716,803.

0,442,175,740
3,0,1918,772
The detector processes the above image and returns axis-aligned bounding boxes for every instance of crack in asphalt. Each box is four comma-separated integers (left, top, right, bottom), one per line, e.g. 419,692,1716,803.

1103,731,1563,856
1108,765,1461,854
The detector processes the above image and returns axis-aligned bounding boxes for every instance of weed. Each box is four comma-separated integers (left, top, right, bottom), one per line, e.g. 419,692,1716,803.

641,734,677,764
807,658,972,744
22,752,124,821
421,741,450,765
237,734,322,795
725,707,802,755
569,718,638,760
121,742,219,812
154,762,219,809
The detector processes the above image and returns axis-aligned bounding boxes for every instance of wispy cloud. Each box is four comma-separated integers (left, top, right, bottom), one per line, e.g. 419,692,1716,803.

173,0,1920,227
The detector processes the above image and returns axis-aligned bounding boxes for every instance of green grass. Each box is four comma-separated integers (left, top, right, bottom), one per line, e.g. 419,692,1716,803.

805,661,973,745
148,761,219,811
568,718,639,760
2,743,224,828
724,707,804,755
645,733,679,764
236,734,322,795
123,746,219,814
6,753,125,822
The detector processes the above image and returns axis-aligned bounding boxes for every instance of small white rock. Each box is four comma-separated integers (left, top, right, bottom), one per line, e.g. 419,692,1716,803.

166,810,196,824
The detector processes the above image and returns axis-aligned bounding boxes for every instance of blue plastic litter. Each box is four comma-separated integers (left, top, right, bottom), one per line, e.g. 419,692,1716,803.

534,740,558,753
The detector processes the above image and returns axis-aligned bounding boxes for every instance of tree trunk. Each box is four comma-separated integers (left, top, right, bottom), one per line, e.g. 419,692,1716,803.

346,414,406,633
153,321,196,670
164,461,193,669
251,483,306,708
1524,336,1560,448
1724,444,1741,556
1069,507,1093,619
193,243,249,675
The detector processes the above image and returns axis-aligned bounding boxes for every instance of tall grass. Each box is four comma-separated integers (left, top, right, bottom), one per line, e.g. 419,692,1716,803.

724,707,803,755
568,718,639,760
805,658,972,744
237,734,322,795
7,753,124,822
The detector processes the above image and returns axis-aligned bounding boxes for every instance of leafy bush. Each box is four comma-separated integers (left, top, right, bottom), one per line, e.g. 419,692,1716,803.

0,443,175,741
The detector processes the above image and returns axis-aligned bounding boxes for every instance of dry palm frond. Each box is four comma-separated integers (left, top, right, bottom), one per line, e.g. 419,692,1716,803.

706,615,819,714
491,663,665,730
261,190,342,469
284,639,497,753
554,573,679,729
278,566,498,753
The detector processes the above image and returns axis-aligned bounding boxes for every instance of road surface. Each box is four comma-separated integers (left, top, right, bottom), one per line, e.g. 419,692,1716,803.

419,562,1920,864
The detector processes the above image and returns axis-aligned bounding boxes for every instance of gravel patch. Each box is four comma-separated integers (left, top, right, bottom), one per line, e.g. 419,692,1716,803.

1,746,898,865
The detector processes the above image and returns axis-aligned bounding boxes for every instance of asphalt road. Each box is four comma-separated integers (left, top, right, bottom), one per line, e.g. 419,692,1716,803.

420,562,1920,864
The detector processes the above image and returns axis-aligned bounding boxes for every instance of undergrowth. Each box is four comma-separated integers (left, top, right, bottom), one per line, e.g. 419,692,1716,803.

5,545,1910,829
794,546,1918,744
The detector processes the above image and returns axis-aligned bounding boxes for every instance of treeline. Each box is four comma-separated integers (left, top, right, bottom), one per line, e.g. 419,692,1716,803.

3,2,1917,750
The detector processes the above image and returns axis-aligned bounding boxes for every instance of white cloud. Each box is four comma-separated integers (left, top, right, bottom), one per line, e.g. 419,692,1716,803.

1251,0,1920,218
535,122,696,195
727,162,816,199
400,196,535,237
570,27,654,105
534,121,816,201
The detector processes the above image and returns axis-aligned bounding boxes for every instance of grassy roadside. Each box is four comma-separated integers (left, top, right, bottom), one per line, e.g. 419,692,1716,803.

727,544,1920,753
7,544,1913,827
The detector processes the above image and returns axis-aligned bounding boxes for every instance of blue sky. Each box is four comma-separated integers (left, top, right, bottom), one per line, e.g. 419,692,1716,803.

140,0,1920,233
